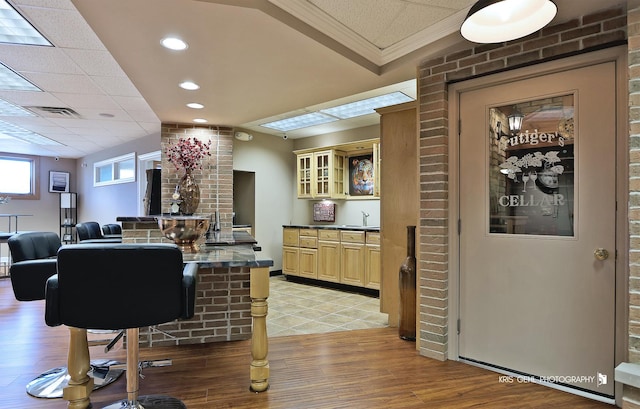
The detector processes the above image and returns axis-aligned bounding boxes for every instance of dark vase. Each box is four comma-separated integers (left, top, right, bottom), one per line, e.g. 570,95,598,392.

178,171,200,215
399,225,417,341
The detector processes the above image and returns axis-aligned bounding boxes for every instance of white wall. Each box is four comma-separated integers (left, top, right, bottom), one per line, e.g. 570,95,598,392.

233,130,295,271
76,132,161,225
0,156,76,236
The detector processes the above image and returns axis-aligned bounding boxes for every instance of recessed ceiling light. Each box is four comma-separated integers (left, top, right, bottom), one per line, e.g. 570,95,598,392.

187,103,204,109
161,37,188,50
179,81,199,91
193,118,207,123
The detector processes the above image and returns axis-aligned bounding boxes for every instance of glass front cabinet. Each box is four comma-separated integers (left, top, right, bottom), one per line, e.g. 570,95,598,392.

295,149,346,199
294,139,380,200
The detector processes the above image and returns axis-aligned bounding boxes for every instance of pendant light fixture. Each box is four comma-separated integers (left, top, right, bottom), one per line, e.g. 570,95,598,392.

461,0,557,44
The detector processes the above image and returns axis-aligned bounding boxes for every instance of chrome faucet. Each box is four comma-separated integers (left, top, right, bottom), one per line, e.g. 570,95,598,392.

361,211,370,227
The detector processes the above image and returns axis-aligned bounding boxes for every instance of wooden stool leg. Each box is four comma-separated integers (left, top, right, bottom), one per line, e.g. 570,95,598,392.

250,267,269,392
126,327,140,404
63,327,94,409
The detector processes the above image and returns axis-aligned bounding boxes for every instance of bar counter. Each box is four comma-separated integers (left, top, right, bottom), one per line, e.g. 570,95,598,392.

116,216,272,393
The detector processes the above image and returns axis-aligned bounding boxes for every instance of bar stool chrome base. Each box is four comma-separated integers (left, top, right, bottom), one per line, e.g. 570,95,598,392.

26,359,124,399
103,394,186,409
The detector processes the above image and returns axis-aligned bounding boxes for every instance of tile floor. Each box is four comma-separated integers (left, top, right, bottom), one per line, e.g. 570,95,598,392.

267,274,389,337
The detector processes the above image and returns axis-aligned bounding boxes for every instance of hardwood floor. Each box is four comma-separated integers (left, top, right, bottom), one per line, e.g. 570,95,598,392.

0,278,614,409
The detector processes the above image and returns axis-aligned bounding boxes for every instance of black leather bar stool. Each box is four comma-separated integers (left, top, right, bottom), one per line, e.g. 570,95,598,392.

45,243,198,409
8,231,123,398
76,222,121,243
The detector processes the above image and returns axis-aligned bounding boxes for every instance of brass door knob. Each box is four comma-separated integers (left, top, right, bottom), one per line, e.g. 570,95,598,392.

594,248,609,261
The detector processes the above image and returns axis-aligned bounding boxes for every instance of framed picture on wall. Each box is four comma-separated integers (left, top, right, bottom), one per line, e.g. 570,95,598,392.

49,171,70,193
348,154,374,196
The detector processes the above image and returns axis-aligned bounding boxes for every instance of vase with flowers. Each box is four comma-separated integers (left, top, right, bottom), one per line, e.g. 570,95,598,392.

166,137,212,215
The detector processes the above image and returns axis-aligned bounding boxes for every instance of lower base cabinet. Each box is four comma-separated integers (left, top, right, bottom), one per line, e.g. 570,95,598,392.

340,243,365,287
364,244,381,289
282,227,380,290
282,246,299,276
318,240,340,282
299,248,318,279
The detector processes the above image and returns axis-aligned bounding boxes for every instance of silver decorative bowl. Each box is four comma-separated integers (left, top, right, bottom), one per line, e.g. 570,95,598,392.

158,216,209,252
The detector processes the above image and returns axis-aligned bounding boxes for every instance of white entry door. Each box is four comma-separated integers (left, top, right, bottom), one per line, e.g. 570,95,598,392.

458,62,616,398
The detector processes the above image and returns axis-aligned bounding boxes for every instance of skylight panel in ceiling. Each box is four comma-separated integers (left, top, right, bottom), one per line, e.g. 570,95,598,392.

0,0,51,46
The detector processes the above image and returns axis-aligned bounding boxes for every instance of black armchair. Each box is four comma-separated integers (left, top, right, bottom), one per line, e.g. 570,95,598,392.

101,223,122,237
8,231,60,301
8,232,124,399
45,243,198,409
76,222,121,243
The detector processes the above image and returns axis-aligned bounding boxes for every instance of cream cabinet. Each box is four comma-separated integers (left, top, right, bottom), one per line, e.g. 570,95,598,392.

339,230,365,287
297,154,313,198
283,227,380,290
282,228,300,276
298,229,318,279
295,150,346,199
317,229,340,283
364,232,381,289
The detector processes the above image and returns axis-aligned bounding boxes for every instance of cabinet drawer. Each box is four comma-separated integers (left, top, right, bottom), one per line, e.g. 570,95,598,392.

299,228,318,237
318,229,340,241
300,236,318,248
366,232,380,245
340,230,365,243
283,228,299,247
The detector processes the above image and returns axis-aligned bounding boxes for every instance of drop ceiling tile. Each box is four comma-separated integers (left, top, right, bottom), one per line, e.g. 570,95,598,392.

76,107,132,121
13,0,77,11
90,76,143,98
0,44,83,75
140,122,161,133
22,72,103,94
0,90,66,107
52,92,120,111
64,49,127,77
111,95,154,111
377,5,461,48
126,109,159,123
17,5,106,50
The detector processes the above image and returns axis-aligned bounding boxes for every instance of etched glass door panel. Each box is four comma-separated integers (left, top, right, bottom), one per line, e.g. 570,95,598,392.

489,96,574,236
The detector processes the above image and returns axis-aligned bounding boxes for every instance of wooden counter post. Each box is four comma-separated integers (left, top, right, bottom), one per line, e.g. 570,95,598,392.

249,266,269,392
64,327,93,409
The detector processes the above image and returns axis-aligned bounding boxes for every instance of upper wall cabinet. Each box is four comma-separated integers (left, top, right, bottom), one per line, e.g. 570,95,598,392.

296,150,345,199
295,139,380,200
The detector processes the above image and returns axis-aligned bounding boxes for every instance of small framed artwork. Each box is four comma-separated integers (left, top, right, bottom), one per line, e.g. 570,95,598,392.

348,154,374,196
313,202,336,222
49,171,70,193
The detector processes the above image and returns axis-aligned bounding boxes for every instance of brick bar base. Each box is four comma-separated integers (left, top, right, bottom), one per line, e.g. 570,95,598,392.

120,221,252,348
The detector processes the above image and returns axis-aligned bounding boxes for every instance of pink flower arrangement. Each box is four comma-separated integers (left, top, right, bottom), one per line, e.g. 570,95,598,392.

166,137,212,172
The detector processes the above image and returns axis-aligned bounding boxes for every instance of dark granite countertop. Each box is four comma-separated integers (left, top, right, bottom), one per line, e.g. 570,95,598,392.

117,216,270,268
284,224,380,232
204,230,257,245
183,244,273,268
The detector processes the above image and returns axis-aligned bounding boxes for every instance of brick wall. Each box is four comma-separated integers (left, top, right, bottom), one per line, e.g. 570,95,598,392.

121,124,253,347
139,265,252,348
121,220,252,347
628,1,640,407
161,123,234,229
416,6,626,361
